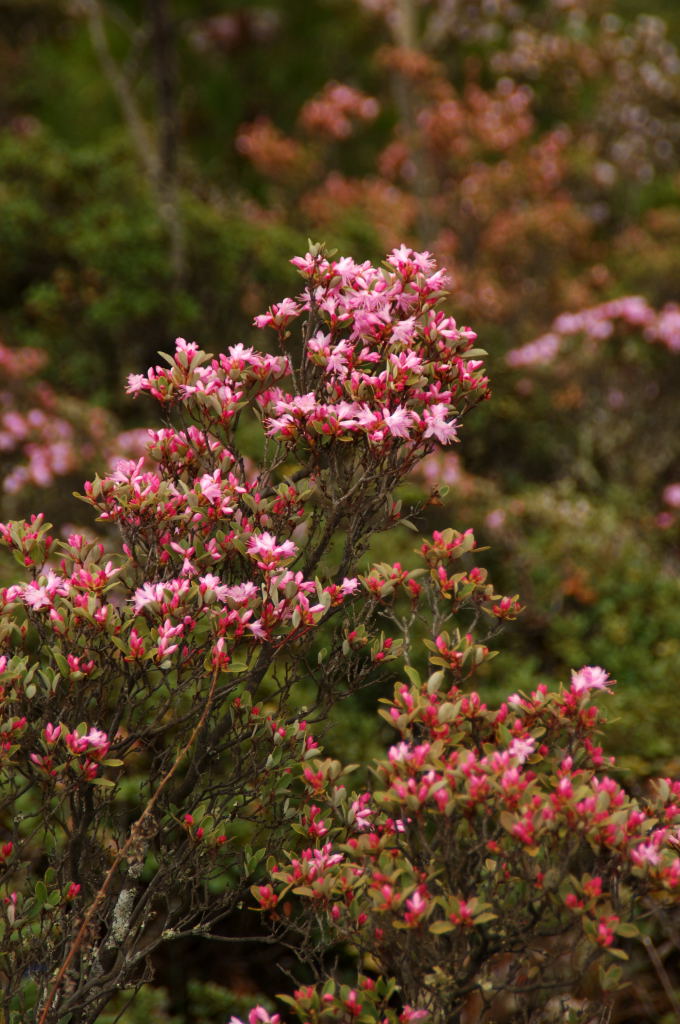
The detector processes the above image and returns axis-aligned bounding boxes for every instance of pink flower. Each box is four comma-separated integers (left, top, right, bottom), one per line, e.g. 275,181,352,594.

383,407,415,439
631,841,662,867
508,736,536,763
249,1009,281,1024
132,582,166,613
662,483,680,509
570,666,613,695
20,571,69,610
400,1007,429,1023
44,723,61,744
83,728,110,759
247,532,297,567
223,582,259,604
422,405,459,444
404,888,429,926
126,373,148,395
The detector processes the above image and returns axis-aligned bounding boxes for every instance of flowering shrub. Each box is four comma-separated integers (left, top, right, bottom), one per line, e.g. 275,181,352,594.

246,665,680,1024
0,246,495,1023
0,337,124,502
502,294,680,494
1,245,677,1024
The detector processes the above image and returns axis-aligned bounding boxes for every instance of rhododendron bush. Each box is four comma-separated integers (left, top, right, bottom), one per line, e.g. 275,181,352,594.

247,667,680,1023
0,338,128,508
0,246,485,1020
0,248,678,1024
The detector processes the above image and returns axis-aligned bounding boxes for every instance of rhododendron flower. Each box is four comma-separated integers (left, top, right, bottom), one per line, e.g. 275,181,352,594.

44,723,61,744
508,736,536,763
399,1008,429,1023
662,483,680,508
229,1010,281,1024
570,666,613,695
84,729,110,758
247,532,297,566
19,571,70,610
126,373,147,394
422,404,459,444
384,407,416,438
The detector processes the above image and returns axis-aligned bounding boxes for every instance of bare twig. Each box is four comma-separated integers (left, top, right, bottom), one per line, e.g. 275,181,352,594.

642,934,680,1020
76,0,185,278
77,0,160,183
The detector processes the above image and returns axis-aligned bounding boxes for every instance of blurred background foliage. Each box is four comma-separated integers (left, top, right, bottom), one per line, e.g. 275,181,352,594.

2,0,680,1019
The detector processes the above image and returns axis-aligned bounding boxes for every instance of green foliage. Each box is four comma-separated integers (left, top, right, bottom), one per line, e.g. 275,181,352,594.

472,484,680,775
0,126,303,408
98,980,277,1024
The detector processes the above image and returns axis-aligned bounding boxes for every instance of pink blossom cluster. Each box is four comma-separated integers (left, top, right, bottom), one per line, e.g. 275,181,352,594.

0,251,492,876
231,986,429,1024
229,978,428,1024
0,338,149,498
28,721,111,781
0,517,349,667
506,295,680,367
254,246,486,455
0,406,77,495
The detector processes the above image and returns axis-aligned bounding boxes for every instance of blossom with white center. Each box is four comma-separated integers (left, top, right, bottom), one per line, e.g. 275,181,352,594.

83,728,110,758
126,373,148,394
227,343,255,363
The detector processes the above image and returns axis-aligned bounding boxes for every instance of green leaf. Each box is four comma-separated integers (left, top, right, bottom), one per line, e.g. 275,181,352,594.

246,848,266,873
429,919,455,934
615,922,639,938
607,947,629,961
437,702,459,722
53,651,70,677
404,665,421,687
426,671,445,693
